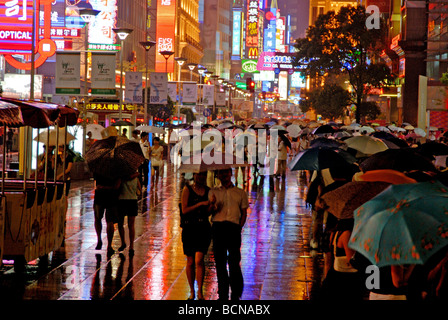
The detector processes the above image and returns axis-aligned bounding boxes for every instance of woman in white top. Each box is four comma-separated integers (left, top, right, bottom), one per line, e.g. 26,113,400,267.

149,137,164,185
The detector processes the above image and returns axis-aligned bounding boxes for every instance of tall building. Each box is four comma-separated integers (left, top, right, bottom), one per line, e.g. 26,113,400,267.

200,0,233,78
308,0,360,26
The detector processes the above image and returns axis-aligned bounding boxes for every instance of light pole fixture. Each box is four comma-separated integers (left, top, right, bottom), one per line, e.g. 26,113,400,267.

174,57,187,124
113,27,133,121
197,66,206,84
79,8,100,156
159,50,175,74
187,63,197,81
140,40,156,124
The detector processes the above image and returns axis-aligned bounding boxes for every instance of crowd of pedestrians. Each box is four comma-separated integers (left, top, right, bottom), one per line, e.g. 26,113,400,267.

85,119,448,301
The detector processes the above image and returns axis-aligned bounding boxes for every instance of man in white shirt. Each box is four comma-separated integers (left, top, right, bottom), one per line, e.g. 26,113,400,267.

139,132,150,190
209,168,249,300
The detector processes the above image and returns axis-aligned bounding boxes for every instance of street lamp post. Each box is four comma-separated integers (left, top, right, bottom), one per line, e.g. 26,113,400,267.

197,67,206,106
174,57,187,124
187,63,197,81
139,41,156,124
160,50,175,75
113,28,133,121
79,8,99,156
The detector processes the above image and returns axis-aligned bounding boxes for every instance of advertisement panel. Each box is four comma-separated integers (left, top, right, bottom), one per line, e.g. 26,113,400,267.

89,0,118,50
232,9,242,56
125,72,143,104
202,85,215,106
245,0,259,58
182,82,198,104
150,72,168,104
91,52,117,96
264,8,276,52
0,0,36,54
55,51,81,95
1,73,42,99
155,0,176,73
257,52,303,72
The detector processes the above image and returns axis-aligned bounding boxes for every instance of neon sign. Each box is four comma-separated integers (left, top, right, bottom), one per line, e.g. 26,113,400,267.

155,0,176,73
0,0,57,70
245,0,258,57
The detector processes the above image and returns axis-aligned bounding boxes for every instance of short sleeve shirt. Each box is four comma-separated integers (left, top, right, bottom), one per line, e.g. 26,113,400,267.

209,185,249,225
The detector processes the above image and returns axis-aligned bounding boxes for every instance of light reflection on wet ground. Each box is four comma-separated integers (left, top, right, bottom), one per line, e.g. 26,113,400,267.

0,164,324,300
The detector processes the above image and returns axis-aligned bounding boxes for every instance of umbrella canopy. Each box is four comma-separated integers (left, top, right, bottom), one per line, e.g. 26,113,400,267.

354,169,417,185
217,122,234,130
312,124,335,135
288,147,356,171
0,100,24,127
57,105,79,127
178,152,248,173
333,130,352,139
310,137,343,148
404,125,415,130
279,133,291,149
112,120,134,127
86,124,105,140
1,98,61,128
360,126,375,134
321,181,391,219
413,128,426,137
85,136,145,179
348,180,448,267
375,126,391,133
135,125,165,134
34,128,76,146
344,136,388,155
417,141,448,157
359,149,438,173
270,124,286,131
286,124,302,138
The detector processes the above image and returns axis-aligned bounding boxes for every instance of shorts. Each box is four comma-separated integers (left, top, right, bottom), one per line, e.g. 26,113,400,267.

117,199,138,224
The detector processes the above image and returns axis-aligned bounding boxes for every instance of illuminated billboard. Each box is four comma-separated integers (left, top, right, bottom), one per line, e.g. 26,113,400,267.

245,0,259,57
263,8,276,52
232,9,242,57
89,0,118,49
0,0,36,54
155,0,176,73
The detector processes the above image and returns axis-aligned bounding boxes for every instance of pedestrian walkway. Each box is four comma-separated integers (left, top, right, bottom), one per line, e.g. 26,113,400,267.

0,163,324,300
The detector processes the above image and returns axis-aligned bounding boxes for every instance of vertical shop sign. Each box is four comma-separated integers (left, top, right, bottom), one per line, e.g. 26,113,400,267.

155,0,175,73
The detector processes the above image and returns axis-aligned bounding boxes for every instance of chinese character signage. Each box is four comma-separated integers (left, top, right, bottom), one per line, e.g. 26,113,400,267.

245,0,259,55
55,51,80,95
232,9,242,57
0,0,36,54
155,0,176,73
91,52,117,96
263,8,276,52
89,0,118,49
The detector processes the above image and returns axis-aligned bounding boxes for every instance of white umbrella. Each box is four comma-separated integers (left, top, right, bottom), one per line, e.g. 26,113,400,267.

135,125,165,134
286,124,302,138
375,126,391,133
360,126,375,133
34,128,76,146
404,125,415,131
414,128,426,137
86,123,105,140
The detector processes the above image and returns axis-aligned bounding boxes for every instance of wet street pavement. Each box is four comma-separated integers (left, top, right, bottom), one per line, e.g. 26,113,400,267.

0,163,324,300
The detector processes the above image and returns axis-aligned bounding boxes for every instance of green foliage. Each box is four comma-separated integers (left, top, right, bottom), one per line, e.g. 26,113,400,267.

300,84,352,120
440,72,448,86
358,101,381,120
293,5,393,123
180,107,196,123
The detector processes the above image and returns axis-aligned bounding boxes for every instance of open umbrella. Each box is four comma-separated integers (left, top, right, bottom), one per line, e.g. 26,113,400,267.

348,180,448,267
288,147,356,171
417,141,448,157
359,149,438,173
112,120,134,127
375,126,391,133
286,124,302,138
34,128,76,146
360,126,375,134
414,128,426,137
344,136,388,155
135,125,165,134
86,124,105,140
312,124,335,135
321,181,391,219
85,136,145,179
310,137,343,148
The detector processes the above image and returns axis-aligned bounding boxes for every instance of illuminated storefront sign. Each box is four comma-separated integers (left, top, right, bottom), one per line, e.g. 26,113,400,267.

247,47,258,59
242,59,259,73
245,0,259,57
155,0,176,73
232,9,242,57
89,0,117,49
263,8,276,52
276,15,286,53
257,52,303,71
86,102,137,112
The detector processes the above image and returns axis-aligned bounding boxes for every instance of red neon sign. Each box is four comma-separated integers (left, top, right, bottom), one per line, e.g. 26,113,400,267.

155,0,176,73
0,0,56,70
